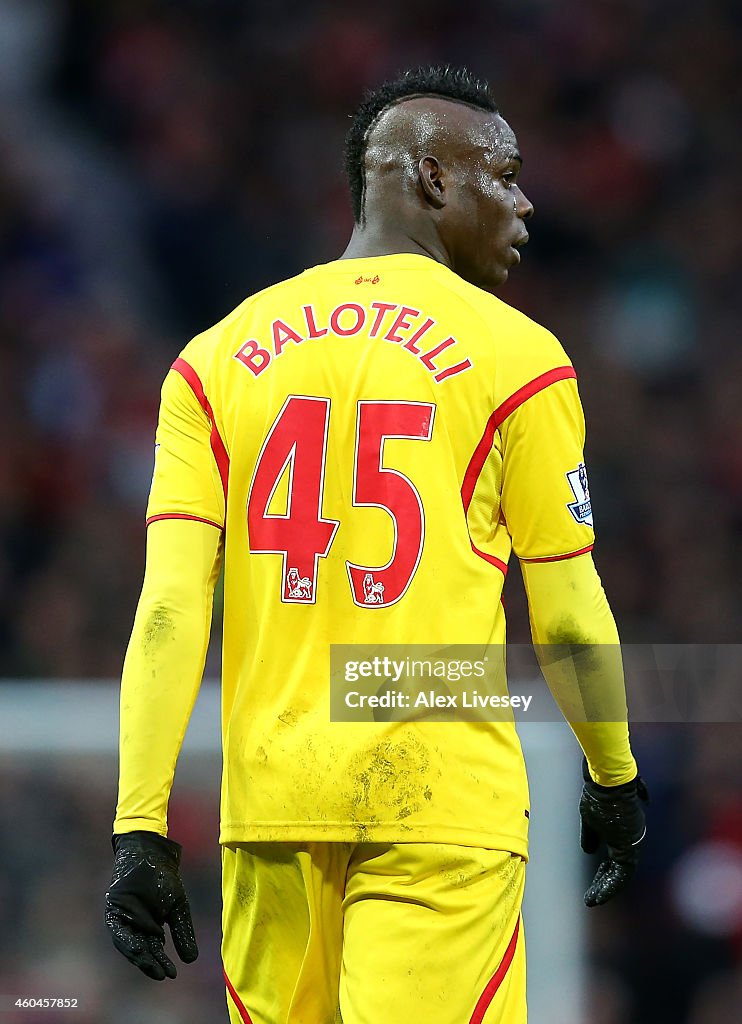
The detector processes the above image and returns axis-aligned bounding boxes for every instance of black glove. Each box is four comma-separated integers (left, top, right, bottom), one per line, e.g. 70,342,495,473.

579,758,649,907
105,831,198,980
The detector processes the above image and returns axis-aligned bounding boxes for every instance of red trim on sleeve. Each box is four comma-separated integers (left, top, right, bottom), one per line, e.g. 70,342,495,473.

146,513,223,531
461,414,499,517
520,544,594,563
469,917,520,1024
460,366,576,572
492,366,576,433
471,542,509,577
461,366,577,515
171,356,206,407
171,357,230,499
223,967,254,1024
209,427,230,499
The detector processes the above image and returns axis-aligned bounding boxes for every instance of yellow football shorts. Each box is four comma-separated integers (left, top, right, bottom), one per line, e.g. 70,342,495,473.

222,841,526,1024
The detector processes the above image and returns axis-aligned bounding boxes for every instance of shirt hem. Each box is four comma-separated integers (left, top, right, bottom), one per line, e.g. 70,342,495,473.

219,822,529,860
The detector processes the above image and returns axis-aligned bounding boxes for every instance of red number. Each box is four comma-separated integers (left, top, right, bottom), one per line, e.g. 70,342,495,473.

247,396,339,603
347,401,435,607
248,396,435,605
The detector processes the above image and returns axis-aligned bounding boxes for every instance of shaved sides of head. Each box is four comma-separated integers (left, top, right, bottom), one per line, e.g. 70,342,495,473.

344,66,498,223
363,99,464,179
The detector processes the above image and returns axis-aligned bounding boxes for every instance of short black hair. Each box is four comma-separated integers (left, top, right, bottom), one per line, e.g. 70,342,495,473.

344,65,498,224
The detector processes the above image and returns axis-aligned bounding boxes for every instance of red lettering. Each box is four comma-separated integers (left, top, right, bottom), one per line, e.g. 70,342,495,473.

404,316,435,354
384,306,419,343
234,339,271,377
303,304,328,339
369,301,398,337
420,336,457,370
330,303,366,336
272,319,304,356
434,358,473,382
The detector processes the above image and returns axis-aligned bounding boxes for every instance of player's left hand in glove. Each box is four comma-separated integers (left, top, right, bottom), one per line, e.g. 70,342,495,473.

105,830,198,980
579,758,649,908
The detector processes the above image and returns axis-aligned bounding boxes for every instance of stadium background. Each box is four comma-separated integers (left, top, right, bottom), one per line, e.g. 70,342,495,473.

0,0,740,1021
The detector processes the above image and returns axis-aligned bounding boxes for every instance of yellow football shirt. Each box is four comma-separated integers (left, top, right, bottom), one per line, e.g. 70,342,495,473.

146,253,595,856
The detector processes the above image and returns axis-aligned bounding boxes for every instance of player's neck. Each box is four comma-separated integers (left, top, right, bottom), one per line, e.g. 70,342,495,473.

339,223,451,270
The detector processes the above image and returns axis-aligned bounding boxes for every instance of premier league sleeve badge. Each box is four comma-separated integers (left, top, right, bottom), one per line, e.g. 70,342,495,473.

566,462,593,526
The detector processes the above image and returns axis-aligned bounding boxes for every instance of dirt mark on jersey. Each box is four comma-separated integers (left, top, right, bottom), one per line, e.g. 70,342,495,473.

344,737,441,840
142,605,176,659
234,879,256,908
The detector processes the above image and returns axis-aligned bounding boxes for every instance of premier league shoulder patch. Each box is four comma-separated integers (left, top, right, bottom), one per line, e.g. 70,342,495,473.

566,462,593,526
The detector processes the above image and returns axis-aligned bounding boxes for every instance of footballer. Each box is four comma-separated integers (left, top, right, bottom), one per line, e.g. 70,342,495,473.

105,67,647,1023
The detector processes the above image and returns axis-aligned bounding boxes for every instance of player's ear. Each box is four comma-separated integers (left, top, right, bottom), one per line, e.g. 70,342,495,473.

418,156,447,209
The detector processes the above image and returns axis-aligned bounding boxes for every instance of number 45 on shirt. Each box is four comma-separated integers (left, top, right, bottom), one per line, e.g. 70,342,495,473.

247,396,435,608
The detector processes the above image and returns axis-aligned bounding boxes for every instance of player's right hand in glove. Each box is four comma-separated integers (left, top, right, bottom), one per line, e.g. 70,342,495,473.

105,830,199,980
579,758,649,907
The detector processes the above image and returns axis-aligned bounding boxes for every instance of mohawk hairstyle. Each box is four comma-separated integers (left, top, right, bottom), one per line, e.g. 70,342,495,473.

344,65,498,224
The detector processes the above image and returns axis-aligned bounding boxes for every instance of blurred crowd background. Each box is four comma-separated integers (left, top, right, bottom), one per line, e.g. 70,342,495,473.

0,0,740,1021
